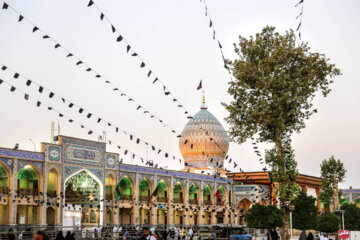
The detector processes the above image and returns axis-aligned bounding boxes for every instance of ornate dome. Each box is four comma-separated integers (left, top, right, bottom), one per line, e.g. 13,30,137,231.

179,102,229,169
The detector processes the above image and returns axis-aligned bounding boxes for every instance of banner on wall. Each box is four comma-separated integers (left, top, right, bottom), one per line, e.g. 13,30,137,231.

338,230,350,240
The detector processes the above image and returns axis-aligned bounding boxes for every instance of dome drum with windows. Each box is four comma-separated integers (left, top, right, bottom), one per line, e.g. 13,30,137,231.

179,94,229,170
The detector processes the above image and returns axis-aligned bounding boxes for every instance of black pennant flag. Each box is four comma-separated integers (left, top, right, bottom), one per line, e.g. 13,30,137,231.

218,41,222,48
126,45,131,53
117,35,123,42
67,53,73,57
55,43,61,48
32,26,39,33
209,20,212,28
24,94,29,100
87,0,94,7
76,61,83,65
26,80,32,86
153,78,158,84
49,92,54,98
296,22,302,31
88,130,93,135
97,118,101,123
1,66,6,70
140,62,145,68
2,3,9,9
18,15,24,22
147,71,152,77
38,86,43,93
100,13,104,20
36,101,41,107
0,79,3,85
10,86,15,92
13,73,19,79
131,53,138,56
111,25,115,33
79,108,83,113
87,113,92,118
43,35,50,39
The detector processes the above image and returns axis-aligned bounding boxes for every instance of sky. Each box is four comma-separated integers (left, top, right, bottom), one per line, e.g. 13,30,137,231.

0,0,359,188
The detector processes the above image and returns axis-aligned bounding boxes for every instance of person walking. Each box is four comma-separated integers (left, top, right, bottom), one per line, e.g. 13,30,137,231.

307,232,314,240
300,231,307,240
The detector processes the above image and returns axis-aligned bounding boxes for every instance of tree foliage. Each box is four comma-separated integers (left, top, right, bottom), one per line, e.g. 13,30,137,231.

340,203,360,230
319,156,346,211
245,203,284,229
290,191,318,230
224,26,341,144
223,26,340,240
316,214,340,233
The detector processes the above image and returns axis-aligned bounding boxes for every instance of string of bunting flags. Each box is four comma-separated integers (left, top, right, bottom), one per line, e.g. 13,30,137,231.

85,0,193,119
1,1,183,139
295,0,304,39
197,0,233,81
0,62,185,164
0,77,172,168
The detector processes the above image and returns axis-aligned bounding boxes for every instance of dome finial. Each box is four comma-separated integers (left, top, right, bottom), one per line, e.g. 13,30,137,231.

201,90,207,109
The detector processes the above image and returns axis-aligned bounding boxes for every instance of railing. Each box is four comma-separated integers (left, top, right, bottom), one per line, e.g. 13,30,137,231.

120,195,132,201
105,194,113,201
47,190,57,198
203,200,212,205
173,198,183,204
157,197,168,203
139,196,150,201
0,187,8,194
189,199,198,204
18,188,38,196
216,200,224,206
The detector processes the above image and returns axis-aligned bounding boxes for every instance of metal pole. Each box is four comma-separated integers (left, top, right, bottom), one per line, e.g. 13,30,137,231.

290,211,293,240
342,211,345,230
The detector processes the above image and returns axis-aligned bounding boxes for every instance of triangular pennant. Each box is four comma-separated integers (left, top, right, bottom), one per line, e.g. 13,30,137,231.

49,92,54,98
147,70,152,77
10,86,16,92
117,35,123,42
88,130,93,135
140,62,145,68
18,15,24,22
79,108,83,113
76,61,83,65
87,0,94,7
97,118,101,123
32,26,39,33
24,94,29,100
38,86,43,93
218,41,222,48
87,113,92,118
54,43,61,48
127,45,131,53
100,13,104,20
66,53,73,57
13,73,19,79
209,20,212,28
2,2,9,9
43,35,50,39
1,66,6,71
36,101,41,107
131,53,138,56
111,25,115,33
152,78,158,84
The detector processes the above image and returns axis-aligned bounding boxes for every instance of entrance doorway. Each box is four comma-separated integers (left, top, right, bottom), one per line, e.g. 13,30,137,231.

64,170,102,226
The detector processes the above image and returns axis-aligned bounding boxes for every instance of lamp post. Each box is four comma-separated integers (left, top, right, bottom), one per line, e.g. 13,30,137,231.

289,205,295,240
339,210,345,230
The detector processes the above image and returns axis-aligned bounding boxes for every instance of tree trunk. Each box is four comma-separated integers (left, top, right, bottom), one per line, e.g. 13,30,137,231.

332,175,339,212
275,140,291,240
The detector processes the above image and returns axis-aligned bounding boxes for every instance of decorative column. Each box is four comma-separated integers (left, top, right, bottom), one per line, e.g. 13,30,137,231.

211,182,217,225
152,175,158,225
116,170,120,225
41,159,48,225
10,158,18,225
135,172,139,224
185,179,189,225
199,180,203,225
169,177,174,225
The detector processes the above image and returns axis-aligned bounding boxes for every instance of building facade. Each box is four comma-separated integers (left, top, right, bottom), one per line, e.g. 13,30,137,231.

0,135,233,227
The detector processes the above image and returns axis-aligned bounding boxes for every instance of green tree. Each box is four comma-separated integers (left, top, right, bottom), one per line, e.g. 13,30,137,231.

290,191,318,230
245,203,284,229
340,203,360,230
319,156,346,212
316,214,340,233
223,26,340,240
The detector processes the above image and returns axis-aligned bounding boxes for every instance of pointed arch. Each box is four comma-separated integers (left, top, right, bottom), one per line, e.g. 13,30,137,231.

118,175,134,200
0,162,10,194
203,184,213,205
139,177,152,201
156,179,169,202
189,183,199,204
216,185,226,205
17,164,40,196
173,181,185,204
105,174,115,200
47,168,59,198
